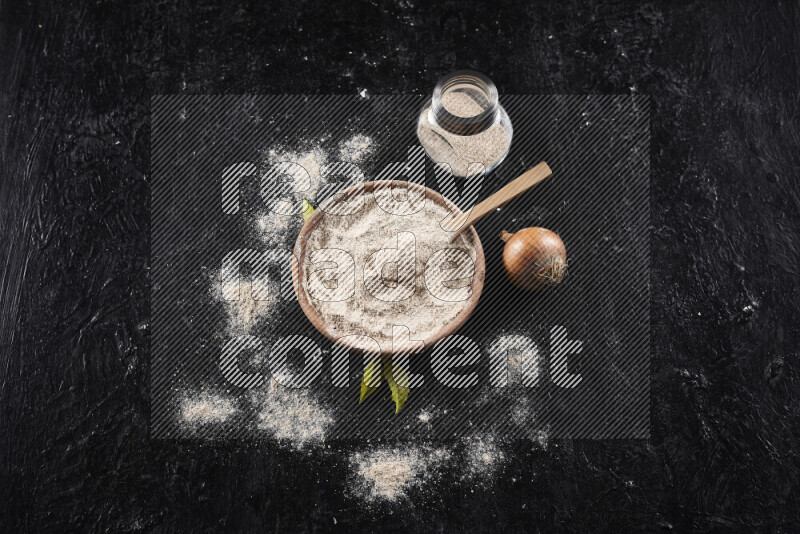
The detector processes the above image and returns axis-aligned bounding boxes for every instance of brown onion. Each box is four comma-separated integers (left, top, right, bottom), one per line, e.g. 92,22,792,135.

500,227,567,290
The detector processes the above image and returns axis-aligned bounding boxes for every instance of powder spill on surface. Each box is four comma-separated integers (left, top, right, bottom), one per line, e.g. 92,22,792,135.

256,209,298,246
211,271,278,335
255,145,326,246
250,380,334,450
256,134,375,245
461,435,507,482
512,396,550,448
263,144,328,203
349,446,451,503
338,133,375,164
195,133,376,446
417,409,433,423
180,392,238,426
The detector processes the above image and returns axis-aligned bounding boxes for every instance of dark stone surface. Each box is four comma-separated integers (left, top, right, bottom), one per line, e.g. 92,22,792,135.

1,0,798,531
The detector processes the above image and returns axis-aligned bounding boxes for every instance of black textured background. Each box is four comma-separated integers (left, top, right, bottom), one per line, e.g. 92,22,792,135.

1,0,798,532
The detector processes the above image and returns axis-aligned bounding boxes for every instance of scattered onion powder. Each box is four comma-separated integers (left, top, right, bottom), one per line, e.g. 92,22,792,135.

349,446,451,502
180,392,238,427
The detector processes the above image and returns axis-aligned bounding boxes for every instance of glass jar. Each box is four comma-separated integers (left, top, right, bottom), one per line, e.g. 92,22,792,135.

417,70,513,178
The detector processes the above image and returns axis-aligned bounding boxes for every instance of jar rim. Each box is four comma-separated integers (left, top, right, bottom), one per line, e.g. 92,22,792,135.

431,70,499,135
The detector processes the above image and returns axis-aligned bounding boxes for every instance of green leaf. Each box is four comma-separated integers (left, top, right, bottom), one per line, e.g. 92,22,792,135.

359,358,381,403
301,198,315,222
383,358,410,413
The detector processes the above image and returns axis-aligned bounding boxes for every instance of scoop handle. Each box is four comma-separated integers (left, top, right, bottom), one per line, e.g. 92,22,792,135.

450,162,552,240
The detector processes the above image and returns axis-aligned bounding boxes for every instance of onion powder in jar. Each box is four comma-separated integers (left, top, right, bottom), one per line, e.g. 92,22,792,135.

417,70,513,177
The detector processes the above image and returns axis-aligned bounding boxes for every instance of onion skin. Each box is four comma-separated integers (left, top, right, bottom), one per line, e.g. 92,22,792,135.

500,228,567,290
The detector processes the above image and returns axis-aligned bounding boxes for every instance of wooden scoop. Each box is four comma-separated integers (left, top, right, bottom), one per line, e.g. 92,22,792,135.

448,161,553,240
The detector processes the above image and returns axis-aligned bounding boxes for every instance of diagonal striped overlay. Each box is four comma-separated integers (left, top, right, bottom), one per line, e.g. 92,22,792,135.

151,95,649,440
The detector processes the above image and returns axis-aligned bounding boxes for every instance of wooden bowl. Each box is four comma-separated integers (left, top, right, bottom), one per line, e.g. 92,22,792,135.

291,180,485,355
